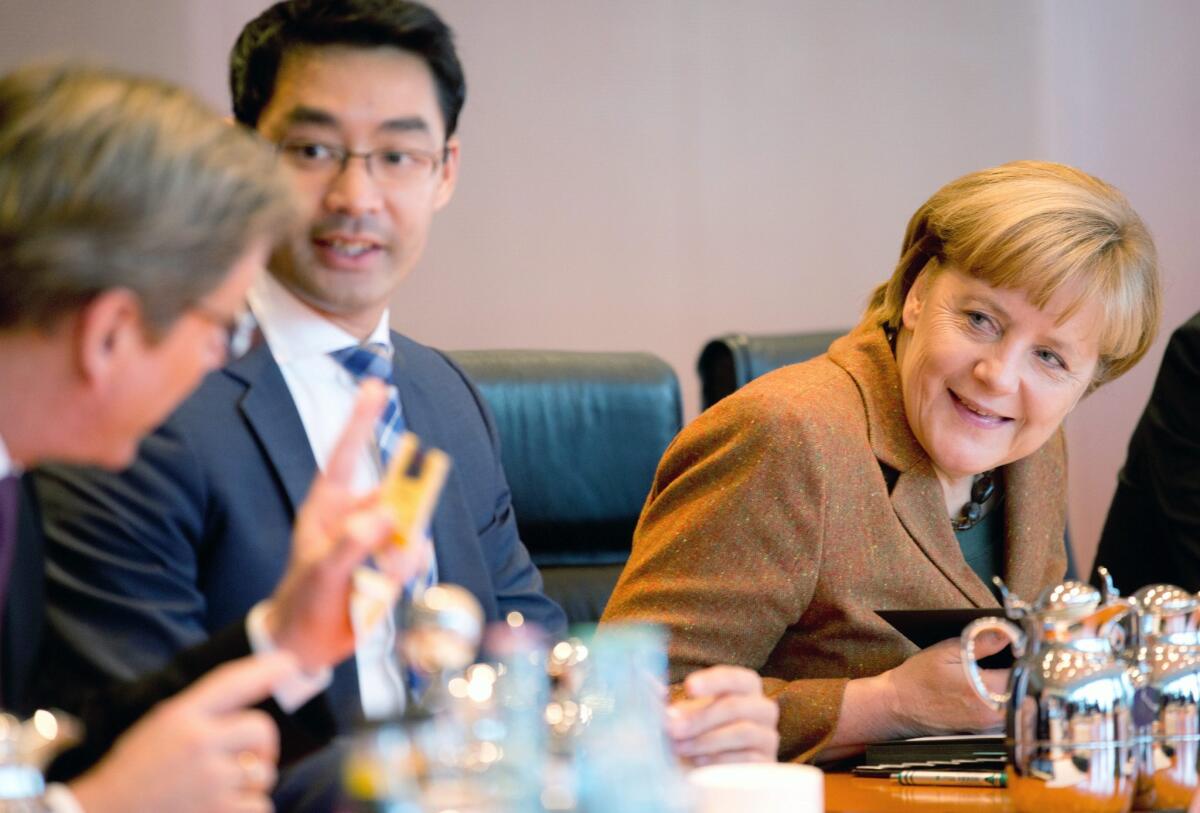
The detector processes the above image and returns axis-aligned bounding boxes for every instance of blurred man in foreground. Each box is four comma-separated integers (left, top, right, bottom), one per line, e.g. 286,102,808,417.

0,62,423,811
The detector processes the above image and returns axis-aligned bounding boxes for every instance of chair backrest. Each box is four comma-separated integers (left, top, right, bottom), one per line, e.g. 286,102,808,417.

697,330,845,411
447,349,682,623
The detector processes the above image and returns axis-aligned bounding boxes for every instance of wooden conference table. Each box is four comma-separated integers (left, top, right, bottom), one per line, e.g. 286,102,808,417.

825,774,1185,813
824,772,1013,813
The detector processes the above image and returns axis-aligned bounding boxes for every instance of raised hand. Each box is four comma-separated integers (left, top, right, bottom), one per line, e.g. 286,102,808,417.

263,379,432,671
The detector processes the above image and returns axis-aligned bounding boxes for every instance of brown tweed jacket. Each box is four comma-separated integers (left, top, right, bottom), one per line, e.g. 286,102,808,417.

602,321,1068,761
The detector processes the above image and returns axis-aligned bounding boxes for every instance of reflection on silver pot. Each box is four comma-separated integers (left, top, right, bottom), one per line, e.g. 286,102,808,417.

1126,580,1200,810
962,577,1137,813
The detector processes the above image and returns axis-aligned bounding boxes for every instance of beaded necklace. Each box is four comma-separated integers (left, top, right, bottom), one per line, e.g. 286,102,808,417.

951,470,997,531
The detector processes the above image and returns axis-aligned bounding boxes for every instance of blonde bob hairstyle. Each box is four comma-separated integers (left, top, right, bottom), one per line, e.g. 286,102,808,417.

864,161,1160,391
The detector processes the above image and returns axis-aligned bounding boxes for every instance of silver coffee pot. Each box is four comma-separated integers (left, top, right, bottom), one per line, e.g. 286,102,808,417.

1124,581,1200,809
962,577,1137,813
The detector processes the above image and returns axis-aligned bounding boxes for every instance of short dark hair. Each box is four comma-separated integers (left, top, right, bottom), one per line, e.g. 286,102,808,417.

230,0,466,138
0,62,292,332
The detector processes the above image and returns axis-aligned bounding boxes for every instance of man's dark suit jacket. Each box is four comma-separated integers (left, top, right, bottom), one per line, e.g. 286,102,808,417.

1093,311,1200,592
33,332,565,732
5,478,327,782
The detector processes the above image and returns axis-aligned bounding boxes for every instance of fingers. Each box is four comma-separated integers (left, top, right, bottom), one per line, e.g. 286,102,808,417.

980,667,1009,695
668,696,780,762
322,380,388,488
219,710,281,766
668,665,779,763
234,750,277,793
674,720,779,761
668,692,779,741
325,508,396,582
684,664,763,699
969,630,1011,658
174,652,298,716
689,749,775,767
375,529,431,585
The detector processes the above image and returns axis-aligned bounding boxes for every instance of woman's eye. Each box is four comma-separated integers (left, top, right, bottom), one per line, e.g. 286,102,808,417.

1036,348,1067,369
965,311,995,331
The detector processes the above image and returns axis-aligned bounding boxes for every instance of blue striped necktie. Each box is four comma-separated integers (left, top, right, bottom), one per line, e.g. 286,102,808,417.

329,342,405,466
329,342,437,587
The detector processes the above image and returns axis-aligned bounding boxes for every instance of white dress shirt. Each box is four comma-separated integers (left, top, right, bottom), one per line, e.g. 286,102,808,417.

247,271,411,720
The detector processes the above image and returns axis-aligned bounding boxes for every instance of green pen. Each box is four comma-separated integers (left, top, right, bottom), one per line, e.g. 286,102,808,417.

895,770,1007,788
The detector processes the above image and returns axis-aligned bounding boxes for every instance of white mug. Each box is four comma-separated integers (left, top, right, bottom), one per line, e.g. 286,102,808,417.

688,763,824,813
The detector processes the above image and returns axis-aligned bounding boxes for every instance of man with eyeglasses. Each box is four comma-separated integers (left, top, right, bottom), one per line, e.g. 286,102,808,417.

34,0,564,775
1,62,430,813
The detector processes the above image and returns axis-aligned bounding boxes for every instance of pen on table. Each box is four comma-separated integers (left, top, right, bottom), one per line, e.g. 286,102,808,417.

895,770,1006,788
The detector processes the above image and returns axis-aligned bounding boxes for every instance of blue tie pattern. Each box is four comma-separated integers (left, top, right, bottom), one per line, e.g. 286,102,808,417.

331,342,435,712
330,342,438,590
330,343,405,466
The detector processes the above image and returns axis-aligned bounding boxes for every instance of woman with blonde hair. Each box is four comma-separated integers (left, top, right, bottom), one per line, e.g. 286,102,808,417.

604,161,1161,762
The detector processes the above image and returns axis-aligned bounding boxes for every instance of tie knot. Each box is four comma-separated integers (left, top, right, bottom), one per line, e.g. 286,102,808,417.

331,342,394,384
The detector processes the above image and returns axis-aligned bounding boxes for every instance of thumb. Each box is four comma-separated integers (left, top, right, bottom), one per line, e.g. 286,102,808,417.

172,652,299,716
966,628,1011,659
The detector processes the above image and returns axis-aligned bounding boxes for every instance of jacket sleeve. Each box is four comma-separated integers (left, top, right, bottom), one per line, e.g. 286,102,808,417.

1096,313,1200,590
43,620,335,781
33,420,334,778
601,388,845,761
34,417,219,687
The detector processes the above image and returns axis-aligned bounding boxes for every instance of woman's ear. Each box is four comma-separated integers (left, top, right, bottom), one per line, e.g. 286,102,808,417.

901,269,930,331
73,288,144,387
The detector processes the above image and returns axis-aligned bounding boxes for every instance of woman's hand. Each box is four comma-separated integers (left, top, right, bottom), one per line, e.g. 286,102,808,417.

879,635,1007,738
818,633,1008,760
666,665,780,766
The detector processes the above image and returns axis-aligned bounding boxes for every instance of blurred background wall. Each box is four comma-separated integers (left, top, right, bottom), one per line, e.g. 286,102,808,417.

3,0,1197,573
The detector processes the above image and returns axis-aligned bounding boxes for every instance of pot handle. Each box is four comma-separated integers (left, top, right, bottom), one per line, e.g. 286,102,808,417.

961,616,1025,712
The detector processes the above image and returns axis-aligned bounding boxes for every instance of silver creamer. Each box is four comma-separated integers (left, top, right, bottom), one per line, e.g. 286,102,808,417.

962,578,1137,813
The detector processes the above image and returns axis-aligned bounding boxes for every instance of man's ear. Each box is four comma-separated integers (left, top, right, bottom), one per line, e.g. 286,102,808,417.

433,135,460,211
74,288,145,386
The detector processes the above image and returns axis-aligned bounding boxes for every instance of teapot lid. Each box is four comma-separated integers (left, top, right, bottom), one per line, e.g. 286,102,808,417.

1033,581,1101,619
1133,584,1199,616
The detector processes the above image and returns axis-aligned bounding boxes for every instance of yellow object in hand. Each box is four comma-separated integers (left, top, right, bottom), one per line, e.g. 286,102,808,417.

379,431,451,548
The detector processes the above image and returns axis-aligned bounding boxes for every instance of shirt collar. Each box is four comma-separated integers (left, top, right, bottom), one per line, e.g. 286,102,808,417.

247,271,392,363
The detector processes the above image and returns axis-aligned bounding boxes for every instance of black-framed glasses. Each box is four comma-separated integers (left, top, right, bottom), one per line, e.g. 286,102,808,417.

276,139,444,186
191,303,257,360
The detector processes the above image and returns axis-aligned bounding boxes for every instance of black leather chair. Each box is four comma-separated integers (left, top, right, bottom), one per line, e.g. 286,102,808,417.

446,350,681,625
696,330,845,411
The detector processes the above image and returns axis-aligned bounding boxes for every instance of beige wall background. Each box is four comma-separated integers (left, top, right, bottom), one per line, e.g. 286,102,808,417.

3,1,1197,574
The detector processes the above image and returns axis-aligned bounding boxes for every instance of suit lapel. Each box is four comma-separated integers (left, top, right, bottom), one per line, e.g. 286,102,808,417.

1001,429,1069,598
829,323,999,608
226,343,319,513
891,464,998,607
389,337,499,619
